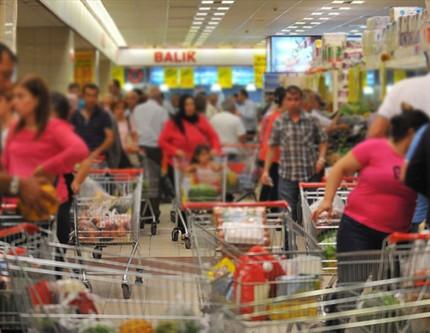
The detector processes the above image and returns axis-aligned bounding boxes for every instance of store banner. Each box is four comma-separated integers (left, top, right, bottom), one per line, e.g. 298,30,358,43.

218,67,232,88
253,55,266,89
126,67,145,84
393,69,407,83
164,67,179,88
348,66,361,103
179,67,194,88
111,66,125,87
74,50,94,87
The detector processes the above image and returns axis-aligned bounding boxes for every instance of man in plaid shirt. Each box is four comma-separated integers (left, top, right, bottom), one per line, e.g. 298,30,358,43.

262,86,328,221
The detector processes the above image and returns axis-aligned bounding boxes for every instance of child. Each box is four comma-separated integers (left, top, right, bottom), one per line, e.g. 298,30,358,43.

188,145,222,187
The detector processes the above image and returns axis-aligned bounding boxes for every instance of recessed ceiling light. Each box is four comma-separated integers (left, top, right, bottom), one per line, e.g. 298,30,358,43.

214,12,226,16
222,0,235,3
351,0,365,3
312,12,323,15
196,12,207,16
217,7,229,10
340,7,351,10
329,12,340,15
303,18,313,20
199,7,210,10
321,7,333,10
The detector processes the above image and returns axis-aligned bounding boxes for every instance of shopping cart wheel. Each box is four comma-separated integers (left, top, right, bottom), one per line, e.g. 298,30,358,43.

83,280,92,292
170,210,176,223
92,246,102,259
122,283,131,299
171,228,179,242
151,223,157,236
184,237,191,249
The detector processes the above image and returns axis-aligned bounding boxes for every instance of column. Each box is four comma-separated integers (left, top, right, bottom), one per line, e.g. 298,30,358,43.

16,27,74,92
98,57,112,95
0,0,17,52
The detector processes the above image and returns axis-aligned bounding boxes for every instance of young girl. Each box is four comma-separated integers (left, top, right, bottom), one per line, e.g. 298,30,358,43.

188,145,222,187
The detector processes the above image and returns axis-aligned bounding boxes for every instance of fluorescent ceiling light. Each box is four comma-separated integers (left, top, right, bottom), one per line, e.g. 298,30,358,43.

289,26,298,29
311,22,321,25
199,7,210,10
351,0,365,3
360,25,367,29
211,17,222,20
296,22,306,25
217,7,229,10
208,22,218,25
275,32,285,35
329,12,340,15
83,0,127,47
340,7,351,10
296,29,305,32
303,26,313,28
222,0,235,3
196,12,208,15
282,29,291,32
214,12,226,16
192,22,203,25
202,0,214,4
303,18,313,20
319,17,330,20
321,7,333,10
312,12,323,15
332,0,345,3
194,17,204,20
290,33,298,35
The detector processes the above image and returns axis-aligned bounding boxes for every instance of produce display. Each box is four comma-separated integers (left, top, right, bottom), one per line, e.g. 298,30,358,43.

214,207,270,246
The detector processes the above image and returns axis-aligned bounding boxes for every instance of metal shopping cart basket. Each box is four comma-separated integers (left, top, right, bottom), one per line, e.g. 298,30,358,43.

300,182,355,276
223,144,259,202
171,156,227,249
72,168,143,298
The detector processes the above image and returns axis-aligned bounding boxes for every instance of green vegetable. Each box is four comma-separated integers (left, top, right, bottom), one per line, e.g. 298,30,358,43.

188,184,218,202
156,320,201,333
156,321,178,333
81,323,116,333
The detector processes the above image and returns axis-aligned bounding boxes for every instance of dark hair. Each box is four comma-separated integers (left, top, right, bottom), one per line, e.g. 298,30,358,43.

112,99,127,112
68,82,80,91
274,86,286,106
238,89,248,98
51,91,70,121
15,76,50,136
191,145,211,164
82,83,99,95
112,79,121,89
194,93,207,113
285,85,303,99
390,110,430,142
0,43,17,63
173,94,198,133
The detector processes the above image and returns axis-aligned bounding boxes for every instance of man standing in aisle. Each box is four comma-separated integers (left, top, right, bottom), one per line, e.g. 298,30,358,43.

261,86,328,221
206,93,220,119
0,43,59,216
134,87,169,224
71,83,115,163
125,90,140,115
236,89,258,141
367,73,430,137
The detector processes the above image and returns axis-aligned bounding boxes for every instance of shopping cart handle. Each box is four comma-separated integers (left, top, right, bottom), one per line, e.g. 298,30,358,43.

183,200,289,210
299,182,356,189
388,232,430,244
88,168,143,175
0,223,40,238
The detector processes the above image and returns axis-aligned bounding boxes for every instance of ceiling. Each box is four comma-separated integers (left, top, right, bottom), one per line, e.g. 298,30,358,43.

103,0,426,48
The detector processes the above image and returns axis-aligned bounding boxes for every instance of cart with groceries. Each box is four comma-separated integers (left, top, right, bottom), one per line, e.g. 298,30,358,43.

0,222,214,333
223,144,260,202
171,156,226,249
72,168,143,298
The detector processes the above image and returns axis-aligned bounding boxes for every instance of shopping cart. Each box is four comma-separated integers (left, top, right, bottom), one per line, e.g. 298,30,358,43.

72,168,143,298
171,156,227,249
300,182,355,274
140,155,161,236
223,144,259,202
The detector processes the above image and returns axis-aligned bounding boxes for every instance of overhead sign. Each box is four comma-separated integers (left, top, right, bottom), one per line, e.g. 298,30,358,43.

118,48,265,67
179,67,195,88
218,67,233,88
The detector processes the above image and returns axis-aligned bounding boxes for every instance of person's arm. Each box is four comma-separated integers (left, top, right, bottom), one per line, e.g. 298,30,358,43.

314,118,329,174
92,128,114,158
71,157,93,193
367,115,390,138
158,121,184,157
236,119,247,144
261,118,281,185
312,151,362,220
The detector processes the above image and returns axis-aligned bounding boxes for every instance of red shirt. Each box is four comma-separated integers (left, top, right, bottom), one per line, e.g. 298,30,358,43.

258,110,281,162
345,139,416,233
159,115,221,164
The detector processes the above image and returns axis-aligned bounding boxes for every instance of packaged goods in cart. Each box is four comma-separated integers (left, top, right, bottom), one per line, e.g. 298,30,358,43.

214,207,270,246
19,183,60,221
309,194,345,223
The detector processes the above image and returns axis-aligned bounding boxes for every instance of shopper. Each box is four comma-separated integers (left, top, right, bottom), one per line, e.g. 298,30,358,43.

258,87,286,202
313,110,429,254
159,94,221,173
210,97,246,156
108,79,123,100
3,76,88,210
194,91,207,115
261,86,328,221
236,89,258,140
71,83,114,163
206,93,219,119
0,43,59,215
112,100,140,168
134,87,169,223
259,90,276,121
0,88,15,152
67,82,81,97
125,90,140,115
368,73,430,138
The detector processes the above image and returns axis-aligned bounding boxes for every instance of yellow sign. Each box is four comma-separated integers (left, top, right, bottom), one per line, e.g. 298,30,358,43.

164,67,179,88
348,66,361,103
253,55,266,89
218,67,232,88
180,67,194,88
74,50,94,87
111,66,125,88
393,69,406,84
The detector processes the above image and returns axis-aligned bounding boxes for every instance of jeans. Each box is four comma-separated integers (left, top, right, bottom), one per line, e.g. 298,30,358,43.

259,162,279,202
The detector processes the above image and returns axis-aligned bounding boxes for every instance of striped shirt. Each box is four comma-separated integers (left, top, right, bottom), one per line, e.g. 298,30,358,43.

270,112,327,181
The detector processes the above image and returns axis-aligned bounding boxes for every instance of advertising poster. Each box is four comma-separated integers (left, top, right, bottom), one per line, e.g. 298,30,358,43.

218,67,232,88
180,67,194,88
74,50,94,87
165,67,179,88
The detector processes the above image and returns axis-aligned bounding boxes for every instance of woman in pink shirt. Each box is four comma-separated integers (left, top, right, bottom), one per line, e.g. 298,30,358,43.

313,110,429,255
3,76,89,206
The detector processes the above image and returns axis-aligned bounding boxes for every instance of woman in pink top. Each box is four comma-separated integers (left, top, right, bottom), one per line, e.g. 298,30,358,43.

313,110,429,256
3,76,89,204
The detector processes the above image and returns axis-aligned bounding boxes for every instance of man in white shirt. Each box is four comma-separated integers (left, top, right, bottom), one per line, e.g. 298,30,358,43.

236,89,258,140
368,73,430,137
210,98,246,155
206,93,219,119
133,86,169,223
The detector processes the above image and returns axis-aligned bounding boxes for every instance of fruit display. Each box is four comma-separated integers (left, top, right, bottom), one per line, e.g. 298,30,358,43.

119,319,153,333
187,184,218,202
19,183,60,221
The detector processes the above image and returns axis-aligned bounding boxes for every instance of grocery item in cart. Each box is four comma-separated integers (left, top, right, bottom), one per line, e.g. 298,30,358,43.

188,183,218,202
309,194,345,223
79,322,116,333
19,183,60,222
214,207,270,246
120,319,153,333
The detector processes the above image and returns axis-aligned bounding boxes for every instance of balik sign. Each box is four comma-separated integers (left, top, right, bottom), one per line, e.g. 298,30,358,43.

154,51,197,64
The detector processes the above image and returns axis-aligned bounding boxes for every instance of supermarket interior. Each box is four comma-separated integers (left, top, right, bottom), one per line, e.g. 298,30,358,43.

3,0,430,332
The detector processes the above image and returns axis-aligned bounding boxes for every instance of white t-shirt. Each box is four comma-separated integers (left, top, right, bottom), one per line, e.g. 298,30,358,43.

210,111,246,153
134,99,169,147
378,74,430,119
236,99,258,132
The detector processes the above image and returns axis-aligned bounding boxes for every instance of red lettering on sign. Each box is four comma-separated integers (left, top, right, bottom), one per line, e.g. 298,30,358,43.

154,51,163,63
153,50,197,63
187,51,196,63
173,52,180,62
